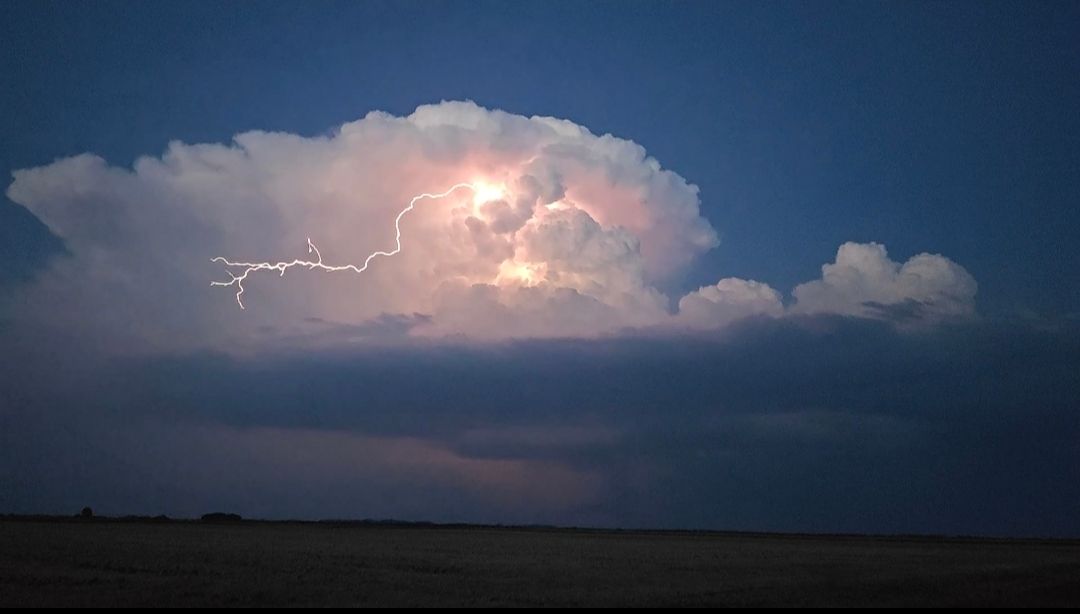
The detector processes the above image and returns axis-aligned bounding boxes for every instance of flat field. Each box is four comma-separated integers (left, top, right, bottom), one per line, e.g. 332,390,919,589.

1,519,1078,607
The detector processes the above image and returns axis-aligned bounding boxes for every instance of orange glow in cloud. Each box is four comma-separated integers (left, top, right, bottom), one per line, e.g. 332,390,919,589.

471,181,507,206
496,260,547,286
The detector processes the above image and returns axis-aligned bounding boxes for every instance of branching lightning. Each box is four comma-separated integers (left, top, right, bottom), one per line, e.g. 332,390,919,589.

211,182,479,308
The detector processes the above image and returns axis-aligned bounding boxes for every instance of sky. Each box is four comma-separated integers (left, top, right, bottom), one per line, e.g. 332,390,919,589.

1,1,1078,536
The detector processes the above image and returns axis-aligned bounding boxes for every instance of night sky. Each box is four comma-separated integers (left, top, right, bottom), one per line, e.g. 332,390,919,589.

2,1,1078,536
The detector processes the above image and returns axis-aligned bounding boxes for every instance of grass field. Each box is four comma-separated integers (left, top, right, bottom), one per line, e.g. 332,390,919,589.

2,519,1078,607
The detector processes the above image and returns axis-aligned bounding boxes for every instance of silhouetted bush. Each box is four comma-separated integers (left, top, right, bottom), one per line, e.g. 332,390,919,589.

80,507,93,519
201,512,243,523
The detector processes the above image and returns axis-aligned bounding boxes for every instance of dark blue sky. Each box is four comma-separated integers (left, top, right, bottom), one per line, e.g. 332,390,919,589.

2,2,1079,535
4,0,1079,313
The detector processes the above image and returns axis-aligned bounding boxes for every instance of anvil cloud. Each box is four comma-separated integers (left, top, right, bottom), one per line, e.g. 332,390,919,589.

6,102,976,351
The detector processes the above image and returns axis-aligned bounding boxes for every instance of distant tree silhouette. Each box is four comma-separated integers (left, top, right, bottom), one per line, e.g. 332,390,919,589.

80,507,93,519
201,512,242,522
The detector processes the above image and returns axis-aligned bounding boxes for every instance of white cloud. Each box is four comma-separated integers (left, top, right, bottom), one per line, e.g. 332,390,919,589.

677,278,783,329
791,242,977,323
6,101,717,349
4,103,977,352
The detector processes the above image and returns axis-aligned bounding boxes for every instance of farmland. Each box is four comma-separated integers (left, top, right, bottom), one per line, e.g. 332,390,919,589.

2,519,1078,607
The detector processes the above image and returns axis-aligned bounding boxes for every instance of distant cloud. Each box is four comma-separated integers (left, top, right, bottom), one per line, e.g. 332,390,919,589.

791,242,977,324
677,278,783,329
5,103,977,351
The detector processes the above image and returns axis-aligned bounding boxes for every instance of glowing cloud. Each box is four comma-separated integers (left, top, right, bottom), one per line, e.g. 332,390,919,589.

4,101,977,352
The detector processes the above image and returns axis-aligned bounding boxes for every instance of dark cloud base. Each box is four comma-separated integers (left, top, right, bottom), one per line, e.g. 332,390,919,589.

3,315,1078,536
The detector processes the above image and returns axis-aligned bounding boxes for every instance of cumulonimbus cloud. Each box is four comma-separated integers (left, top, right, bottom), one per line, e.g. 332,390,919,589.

5,101,976,351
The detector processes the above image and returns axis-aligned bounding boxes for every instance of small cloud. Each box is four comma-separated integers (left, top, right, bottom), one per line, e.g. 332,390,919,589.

677,278,783,329
790,242,976,324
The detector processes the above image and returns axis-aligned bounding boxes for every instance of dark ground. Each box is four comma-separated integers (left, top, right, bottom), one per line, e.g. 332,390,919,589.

2,518,1079,607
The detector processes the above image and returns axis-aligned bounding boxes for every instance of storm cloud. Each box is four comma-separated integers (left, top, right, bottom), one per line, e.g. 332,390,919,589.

6,102,1061,537
5,102,976,351
2,315,1077,535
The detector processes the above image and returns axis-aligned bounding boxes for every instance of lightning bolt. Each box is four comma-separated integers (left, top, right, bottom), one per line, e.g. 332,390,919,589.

210,182,477,309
